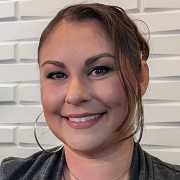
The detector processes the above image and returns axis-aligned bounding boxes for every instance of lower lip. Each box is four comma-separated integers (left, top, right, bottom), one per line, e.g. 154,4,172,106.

64,114,104,129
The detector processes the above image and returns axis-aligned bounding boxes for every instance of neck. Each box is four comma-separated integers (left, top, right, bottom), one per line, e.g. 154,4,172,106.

64,138,134,180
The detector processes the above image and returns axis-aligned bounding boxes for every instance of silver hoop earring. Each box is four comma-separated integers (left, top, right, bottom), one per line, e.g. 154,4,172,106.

34,112,63,153
136,115,144,143
132,110,144,143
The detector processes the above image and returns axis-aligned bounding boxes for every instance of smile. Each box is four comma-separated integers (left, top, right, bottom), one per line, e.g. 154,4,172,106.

68,114,102,122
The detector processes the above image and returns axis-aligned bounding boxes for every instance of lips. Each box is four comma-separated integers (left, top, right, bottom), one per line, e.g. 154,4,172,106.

64,113,105,129
68,114,102,122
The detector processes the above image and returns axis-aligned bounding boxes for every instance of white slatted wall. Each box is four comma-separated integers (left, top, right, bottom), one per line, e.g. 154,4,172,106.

0,0,180,164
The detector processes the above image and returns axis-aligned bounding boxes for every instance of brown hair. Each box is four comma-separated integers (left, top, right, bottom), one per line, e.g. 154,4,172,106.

38,3,149,142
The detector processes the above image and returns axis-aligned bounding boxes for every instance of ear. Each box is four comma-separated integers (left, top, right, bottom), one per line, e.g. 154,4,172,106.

139,60,149,96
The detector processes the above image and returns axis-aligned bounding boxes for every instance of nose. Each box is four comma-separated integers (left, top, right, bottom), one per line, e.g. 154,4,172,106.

65,78,92,105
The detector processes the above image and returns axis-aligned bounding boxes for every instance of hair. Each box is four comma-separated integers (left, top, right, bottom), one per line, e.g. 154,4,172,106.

38,3,149,142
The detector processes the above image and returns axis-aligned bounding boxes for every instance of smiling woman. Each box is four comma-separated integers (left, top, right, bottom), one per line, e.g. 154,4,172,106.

39,20,130,155
1,3,180,180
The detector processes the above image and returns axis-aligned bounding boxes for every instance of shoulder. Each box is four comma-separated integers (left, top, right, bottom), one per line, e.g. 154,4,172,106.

144,150,180,179
0,150,48,180
0,148,65,180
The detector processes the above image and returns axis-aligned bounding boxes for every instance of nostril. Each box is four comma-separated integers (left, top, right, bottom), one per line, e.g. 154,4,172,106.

65,93,90,105
65,82,92,105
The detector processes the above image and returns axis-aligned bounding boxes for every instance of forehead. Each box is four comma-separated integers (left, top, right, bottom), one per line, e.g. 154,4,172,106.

42,19,111,46
39,20,113,63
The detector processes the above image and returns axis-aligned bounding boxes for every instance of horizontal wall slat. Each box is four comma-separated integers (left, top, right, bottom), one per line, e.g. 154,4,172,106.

0,64,39,82
0,43,15,61
145,81,180,101
0,85,16,102
144,103,180,123
151,35,180,55
134,12,180,33
142,126,180,146
0,127,15,143
19,84,40,102
0,20,50,41
19,42,38,60
0,2,15,19
0,106,42,123
21,0,65,17
144,0,180,9
148,58,180,78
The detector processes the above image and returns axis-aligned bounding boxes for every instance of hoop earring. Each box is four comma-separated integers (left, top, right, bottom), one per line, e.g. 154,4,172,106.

132,110,144,144
34,112,63,153
136,115,144,143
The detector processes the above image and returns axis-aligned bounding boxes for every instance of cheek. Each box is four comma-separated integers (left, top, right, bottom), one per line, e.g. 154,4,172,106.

94,78,127,107
40,83,64,113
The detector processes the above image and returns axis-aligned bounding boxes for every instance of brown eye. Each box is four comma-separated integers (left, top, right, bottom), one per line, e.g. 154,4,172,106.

47,71,67,80
88,66,111,77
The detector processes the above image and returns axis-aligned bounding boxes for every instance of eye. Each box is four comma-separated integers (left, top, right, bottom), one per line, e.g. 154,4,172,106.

47,71,68,80
88,66,111,77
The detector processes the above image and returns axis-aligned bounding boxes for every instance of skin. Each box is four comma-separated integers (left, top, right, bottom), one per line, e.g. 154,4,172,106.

39,20,149,180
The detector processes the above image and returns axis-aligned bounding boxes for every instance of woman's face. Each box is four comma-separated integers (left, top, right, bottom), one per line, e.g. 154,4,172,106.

39,20,129,154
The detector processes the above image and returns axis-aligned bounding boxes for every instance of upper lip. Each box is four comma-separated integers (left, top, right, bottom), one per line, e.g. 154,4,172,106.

65,112,104,118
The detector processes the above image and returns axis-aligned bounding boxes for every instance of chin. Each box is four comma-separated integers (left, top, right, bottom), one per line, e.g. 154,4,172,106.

65,139,102,154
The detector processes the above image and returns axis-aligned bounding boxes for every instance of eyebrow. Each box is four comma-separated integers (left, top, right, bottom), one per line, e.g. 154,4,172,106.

85,53,114,66
40,61,65,69
40,53,114,68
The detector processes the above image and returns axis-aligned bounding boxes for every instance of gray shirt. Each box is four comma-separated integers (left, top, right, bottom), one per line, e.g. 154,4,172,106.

1,143,180,180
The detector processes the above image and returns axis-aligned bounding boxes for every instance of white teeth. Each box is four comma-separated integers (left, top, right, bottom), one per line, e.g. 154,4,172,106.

69,114,101,122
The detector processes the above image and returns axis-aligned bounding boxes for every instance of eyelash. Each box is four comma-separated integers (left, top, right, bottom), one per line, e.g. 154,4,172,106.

46,66,112,80
88,66,112,77
47,71,68,80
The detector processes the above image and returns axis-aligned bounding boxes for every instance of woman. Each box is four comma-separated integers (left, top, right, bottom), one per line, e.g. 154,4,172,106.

1,3,180,180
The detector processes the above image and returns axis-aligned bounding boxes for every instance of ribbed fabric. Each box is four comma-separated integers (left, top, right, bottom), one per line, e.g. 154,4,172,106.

1,143,180,180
